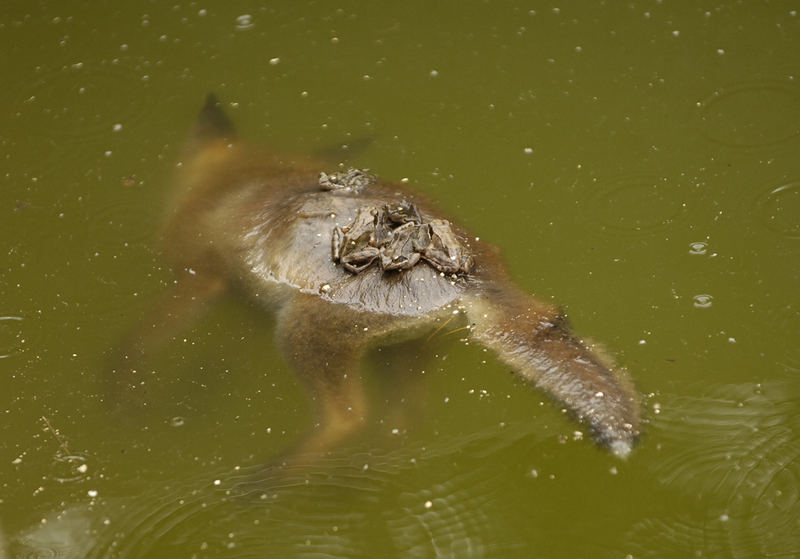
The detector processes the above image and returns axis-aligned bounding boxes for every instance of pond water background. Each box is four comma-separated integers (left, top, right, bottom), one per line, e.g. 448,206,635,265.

2,2,799,557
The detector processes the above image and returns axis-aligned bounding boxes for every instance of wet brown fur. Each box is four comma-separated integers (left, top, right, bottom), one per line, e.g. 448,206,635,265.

111,95,641,475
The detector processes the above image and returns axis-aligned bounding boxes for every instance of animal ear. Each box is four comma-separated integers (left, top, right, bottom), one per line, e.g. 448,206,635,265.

190,93,236,146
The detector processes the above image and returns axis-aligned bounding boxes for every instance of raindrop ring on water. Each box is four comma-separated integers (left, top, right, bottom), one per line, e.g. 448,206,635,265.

588,174,685,235
0,316,25,359
753,181,800,240
688,241,708,255
698,81,800,147
692,294,714,308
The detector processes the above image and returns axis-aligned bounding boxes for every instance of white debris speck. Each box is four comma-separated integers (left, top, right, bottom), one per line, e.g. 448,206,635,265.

652,402,661,415
609,466,618,475
594,391,604,398
269,57,280,65
524,147,534,154
87,489,98,498
213,479,221,486
429,70,439,77
720,513,729,522
638,339,647,345
728,337,736,343
112,123,122,132
424,500,433,509
77,463,88,473
716,48,725,55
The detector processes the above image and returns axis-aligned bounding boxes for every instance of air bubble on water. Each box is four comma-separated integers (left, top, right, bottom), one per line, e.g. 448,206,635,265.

689,241,708,255
235,14,254,30
693,294,714,308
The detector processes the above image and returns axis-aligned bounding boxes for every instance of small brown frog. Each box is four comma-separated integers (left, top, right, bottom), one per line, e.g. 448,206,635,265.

379,221,424,271
332,206,380,273
420,219,475,275
385,201,422,225
319,167,377,193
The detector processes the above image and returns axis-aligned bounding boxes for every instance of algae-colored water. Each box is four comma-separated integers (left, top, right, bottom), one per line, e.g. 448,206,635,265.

2,2,798,557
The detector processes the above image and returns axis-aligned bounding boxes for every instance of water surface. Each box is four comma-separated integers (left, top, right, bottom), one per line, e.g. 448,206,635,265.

2,2,799,557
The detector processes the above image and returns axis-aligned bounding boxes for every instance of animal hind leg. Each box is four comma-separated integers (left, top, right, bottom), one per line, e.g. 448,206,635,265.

108,267,227,408
269,293,372,471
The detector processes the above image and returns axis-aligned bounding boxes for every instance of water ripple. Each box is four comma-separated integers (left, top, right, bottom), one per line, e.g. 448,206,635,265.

587,174,685,235
0,316,25,360
15,60,157,144
634,381,800,557
13,424,548,558
698,81,800,147
753,180,800,240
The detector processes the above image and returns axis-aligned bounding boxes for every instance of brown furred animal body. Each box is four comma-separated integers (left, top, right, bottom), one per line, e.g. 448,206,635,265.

112,95,640,473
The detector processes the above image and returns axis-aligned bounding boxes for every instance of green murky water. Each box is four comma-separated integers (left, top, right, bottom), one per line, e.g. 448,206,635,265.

2,2,799,557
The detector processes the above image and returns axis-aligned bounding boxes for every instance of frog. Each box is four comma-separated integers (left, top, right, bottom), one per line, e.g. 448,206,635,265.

332,206,380,273
370,201,420,248
420,219,474,275
385,200,422,225
319,167,377,193
378,221,424,271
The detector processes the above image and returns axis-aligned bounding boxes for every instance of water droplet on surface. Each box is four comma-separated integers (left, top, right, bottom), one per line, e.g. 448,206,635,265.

235,14,254,29
693,294,714,308
50,454,90,483
688,241,708,255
